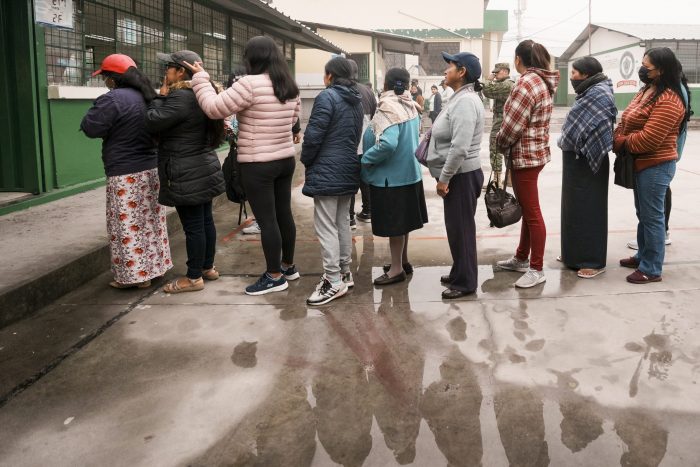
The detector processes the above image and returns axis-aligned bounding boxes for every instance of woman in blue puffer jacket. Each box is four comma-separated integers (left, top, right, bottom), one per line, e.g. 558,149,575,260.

301,56,363,306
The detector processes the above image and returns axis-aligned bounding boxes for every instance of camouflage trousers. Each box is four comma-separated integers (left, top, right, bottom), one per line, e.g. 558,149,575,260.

489,116,504,172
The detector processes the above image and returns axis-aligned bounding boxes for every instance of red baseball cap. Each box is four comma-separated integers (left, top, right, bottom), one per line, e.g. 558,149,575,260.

92,54,137,77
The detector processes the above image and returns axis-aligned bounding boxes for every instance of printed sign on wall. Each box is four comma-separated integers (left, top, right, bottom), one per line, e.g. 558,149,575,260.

35,0,74,30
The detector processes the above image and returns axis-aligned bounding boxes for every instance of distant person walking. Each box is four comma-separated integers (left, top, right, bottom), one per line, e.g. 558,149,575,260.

440,79,454,104
145,50,225,294
614,47,688,284
495,40,559,288
427,84,443,123
557,56,617,279
184,36,301,295
481,63,515,187
427,52,485,299
348,59,377,227
301,57,363,305
363,68,428,286
81,54,172,289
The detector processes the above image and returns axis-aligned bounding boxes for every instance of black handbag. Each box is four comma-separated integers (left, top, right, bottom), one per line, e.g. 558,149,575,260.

613,147,635,189
484,165,522,228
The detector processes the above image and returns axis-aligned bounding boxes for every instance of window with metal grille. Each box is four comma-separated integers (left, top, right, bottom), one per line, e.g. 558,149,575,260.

43,0,296,88
649,40,700,84
421,42,460,75
384,52,406,70
347,54,370,82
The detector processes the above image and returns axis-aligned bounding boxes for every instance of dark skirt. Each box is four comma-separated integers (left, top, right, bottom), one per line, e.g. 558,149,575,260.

370,181,428,237
561,150,609,269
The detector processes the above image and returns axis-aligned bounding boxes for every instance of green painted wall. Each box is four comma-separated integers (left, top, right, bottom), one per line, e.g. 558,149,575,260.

0,1,42,193
48,100,105,187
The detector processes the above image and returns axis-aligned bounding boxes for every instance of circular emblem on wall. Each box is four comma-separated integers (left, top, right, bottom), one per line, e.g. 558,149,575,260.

620,51,635,79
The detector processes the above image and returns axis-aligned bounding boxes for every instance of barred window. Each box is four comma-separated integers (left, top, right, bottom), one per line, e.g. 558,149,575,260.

421,42,460,75
649,40,700,84
42,0,296,88
347,54,370,82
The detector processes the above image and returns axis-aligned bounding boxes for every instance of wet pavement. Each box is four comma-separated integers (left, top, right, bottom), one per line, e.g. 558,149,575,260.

1,133,699,466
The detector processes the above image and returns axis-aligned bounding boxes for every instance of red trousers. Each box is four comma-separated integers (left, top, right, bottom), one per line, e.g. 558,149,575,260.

512,165,546,271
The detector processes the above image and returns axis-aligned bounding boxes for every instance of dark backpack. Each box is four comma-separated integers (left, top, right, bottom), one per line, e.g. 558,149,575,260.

222,135,245,204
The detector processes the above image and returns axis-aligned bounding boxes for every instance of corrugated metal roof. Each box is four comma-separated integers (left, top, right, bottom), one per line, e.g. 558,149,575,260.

596,23,700,41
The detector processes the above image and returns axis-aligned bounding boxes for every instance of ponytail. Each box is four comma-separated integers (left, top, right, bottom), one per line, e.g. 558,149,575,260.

515,40,552,70
385,67,410,95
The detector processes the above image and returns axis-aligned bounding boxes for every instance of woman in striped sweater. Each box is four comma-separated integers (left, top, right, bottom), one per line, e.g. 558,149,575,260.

614,47,689,284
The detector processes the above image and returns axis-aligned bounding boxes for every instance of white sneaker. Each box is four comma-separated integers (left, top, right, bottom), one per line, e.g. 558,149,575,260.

628,232,671,250
515,269,546,288
307,276,348,306
242,221,261,235
496,256,530,273
342,271,354,288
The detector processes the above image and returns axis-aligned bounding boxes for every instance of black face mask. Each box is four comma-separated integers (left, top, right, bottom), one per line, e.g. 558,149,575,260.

638,66,653,85
570,79,585,92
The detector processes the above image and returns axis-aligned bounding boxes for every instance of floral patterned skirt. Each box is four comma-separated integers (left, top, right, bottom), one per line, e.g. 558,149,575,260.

106,168,172,284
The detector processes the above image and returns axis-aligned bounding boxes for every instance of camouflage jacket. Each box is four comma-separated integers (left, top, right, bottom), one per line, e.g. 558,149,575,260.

482,78,515,116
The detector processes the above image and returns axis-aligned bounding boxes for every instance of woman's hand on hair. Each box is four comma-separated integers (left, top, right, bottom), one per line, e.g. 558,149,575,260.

159,74,169,96
182,60,205,76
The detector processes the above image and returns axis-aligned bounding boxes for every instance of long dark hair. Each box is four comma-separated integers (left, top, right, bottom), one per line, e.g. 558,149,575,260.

384,67,410,94
515,40,551,70
324,56,355,88
643,48,691,120
104,67,157,102
243,36,299,103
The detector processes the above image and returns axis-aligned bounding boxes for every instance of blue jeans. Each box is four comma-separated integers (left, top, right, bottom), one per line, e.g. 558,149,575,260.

633,160,676,276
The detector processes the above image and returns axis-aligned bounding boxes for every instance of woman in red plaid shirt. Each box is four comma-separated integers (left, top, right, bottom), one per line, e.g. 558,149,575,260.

495,40,559,288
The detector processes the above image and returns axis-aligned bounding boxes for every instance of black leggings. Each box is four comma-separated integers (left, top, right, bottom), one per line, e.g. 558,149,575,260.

240,158,296,273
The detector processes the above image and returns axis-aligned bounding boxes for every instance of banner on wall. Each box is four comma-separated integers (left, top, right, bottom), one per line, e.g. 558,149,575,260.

35,0,74,30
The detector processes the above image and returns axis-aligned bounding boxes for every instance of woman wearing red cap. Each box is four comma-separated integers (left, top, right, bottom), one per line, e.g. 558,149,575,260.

81,54,172,289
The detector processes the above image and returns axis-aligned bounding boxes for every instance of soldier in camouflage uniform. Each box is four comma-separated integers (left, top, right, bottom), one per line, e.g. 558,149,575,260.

482,63,515,187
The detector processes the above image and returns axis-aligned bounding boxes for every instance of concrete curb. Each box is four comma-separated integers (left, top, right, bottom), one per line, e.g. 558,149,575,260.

0,194,230,329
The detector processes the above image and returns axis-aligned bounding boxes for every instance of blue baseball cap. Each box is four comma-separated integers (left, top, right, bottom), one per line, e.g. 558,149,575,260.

442,51,482,81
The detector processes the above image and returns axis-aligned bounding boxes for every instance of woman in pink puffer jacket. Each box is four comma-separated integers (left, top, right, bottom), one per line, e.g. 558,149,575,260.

185,36,302,296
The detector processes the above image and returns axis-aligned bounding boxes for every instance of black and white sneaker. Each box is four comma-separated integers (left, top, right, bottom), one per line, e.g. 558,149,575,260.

341,271,354,288
307,276,348,306
245,273,288,296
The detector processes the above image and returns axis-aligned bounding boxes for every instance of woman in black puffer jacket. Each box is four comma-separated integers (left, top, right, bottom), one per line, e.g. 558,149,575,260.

145,50,225,294
301,56,363,306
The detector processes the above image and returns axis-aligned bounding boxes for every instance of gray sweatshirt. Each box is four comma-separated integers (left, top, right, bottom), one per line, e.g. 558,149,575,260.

426,83,484,184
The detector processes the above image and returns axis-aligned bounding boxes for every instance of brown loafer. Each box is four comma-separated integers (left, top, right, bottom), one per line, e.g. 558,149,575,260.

626,270,662,284
203,267,220,281
373,271,407,286
619,257,640,269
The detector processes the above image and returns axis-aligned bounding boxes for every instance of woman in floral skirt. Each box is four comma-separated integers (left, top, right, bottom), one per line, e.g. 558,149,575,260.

81,54,172,288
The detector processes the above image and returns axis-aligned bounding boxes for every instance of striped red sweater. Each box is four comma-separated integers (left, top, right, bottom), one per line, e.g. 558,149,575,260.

616,88,685,171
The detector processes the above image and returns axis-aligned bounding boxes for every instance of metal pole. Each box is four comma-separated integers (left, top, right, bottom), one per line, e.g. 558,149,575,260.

588,0,592,55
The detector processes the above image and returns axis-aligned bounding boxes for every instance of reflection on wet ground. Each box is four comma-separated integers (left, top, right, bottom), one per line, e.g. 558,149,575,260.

2,142,700,466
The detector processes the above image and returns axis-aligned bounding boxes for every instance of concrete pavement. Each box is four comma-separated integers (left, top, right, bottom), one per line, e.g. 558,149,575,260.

0,133,699,466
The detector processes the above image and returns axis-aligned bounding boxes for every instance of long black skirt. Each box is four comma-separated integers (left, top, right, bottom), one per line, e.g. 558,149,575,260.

561,150,609,269
370,181,428,237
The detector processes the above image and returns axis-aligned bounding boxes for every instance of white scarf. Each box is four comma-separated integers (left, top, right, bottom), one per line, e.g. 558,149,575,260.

369,90,419,144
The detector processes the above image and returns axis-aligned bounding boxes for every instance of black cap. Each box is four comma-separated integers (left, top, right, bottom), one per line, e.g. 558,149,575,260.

157,50,202,68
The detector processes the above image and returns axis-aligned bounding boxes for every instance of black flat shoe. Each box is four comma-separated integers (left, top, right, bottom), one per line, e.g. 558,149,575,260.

442,288,475,300
382,263,414,275
440,275,452,284
374,271,407,286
